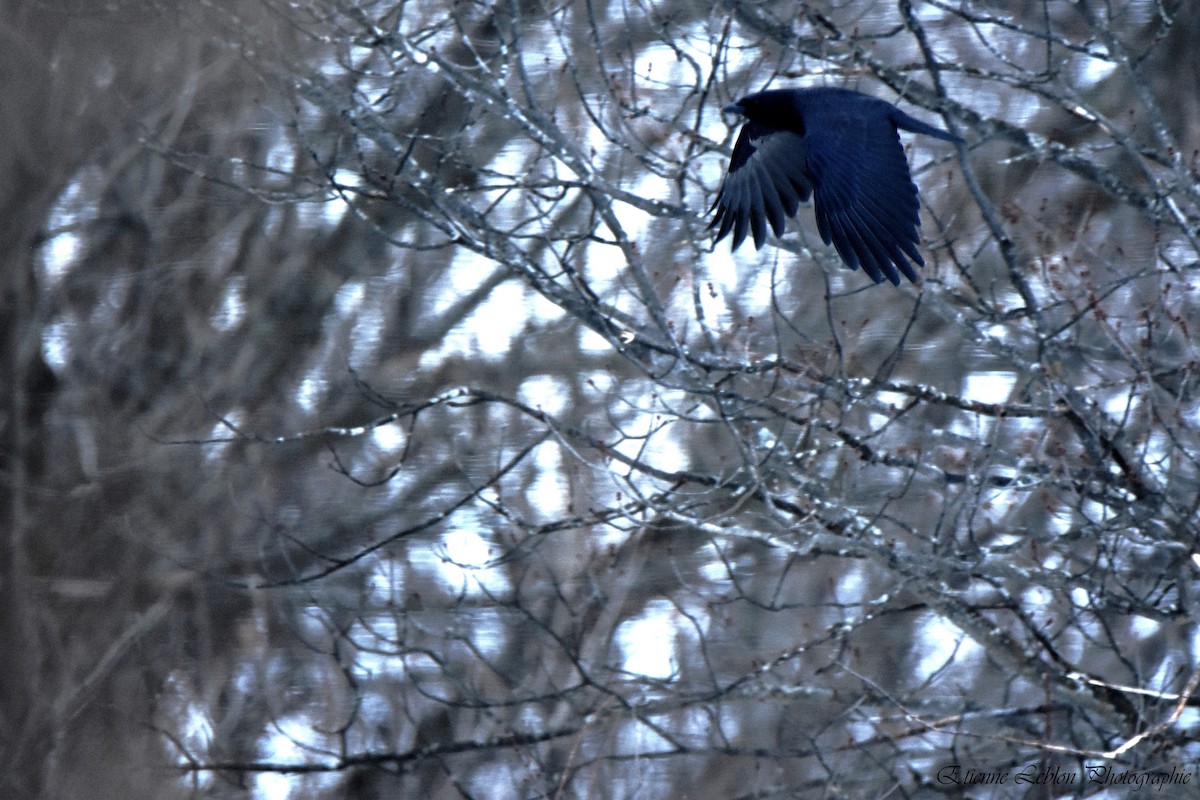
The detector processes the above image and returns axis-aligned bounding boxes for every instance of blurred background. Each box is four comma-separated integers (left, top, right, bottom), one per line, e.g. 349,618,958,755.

3,0,1200,797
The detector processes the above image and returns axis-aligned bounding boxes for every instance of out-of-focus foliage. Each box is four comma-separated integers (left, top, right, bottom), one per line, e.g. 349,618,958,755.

4,0,1200,797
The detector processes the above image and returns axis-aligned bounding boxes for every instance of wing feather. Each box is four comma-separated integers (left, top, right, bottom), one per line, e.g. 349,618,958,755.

711,123,813,251
803,100,925,284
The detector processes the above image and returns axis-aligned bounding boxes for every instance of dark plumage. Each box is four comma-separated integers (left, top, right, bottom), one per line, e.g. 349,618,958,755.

711,87,961,285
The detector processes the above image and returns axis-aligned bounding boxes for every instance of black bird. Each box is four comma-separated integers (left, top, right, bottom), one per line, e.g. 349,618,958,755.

711,87,961,285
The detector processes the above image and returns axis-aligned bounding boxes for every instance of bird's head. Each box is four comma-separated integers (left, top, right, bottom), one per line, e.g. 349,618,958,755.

721,90,804,131
721,100,746,117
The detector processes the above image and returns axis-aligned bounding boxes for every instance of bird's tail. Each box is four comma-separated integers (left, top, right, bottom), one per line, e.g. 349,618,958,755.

891,109,962,143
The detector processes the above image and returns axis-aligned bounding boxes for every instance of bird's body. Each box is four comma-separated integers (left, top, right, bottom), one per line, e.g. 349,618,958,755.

711,87,960,285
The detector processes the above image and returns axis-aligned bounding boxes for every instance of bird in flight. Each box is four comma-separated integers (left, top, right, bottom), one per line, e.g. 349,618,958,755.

710,87,961,285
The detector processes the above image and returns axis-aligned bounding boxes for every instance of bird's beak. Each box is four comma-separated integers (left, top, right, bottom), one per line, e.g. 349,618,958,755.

721,101,745,120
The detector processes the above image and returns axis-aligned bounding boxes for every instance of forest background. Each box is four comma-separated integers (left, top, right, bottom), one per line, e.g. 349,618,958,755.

3,1,1200,797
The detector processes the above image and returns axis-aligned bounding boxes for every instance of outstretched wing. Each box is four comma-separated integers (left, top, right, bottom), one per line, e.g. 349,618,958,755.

710,122,814,251
804,106,925,285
